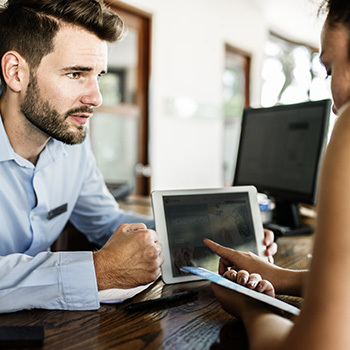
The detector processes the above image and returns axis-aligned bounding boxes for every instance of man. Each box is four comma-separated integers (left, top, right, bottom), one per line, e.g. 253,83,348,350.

0,0,164,313
205,1,350,348
0,0,276,313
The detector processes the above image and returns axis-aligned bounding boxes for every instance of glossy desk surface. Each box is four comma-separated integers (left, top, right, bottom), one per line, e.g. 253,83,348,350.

0,196,313,350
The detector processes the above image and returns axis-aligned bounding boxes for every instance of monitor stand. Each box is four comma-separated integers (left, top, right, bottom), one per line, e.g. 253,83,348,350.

263,200,314,238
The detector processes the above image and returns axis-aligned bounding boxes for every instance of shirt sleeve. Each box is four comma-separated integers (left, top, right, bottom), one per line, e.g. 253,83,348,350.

0,251,100,313
69,139,155,247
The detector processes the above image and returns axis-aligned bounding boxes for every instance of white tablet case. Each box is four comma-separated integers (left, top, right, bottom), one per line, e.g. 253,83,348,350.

152,186,266,284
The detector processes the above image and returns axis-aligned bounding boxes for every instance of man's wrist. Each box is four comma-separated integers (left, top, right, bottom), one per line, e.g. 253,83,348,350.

93,251,104,290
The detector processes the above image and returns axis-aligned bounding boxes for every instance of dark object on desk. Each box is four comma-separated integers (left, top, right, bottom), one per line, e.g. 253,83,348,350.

0,326,44,348
264,222,313,239
125,290,198,311
107,182,134,200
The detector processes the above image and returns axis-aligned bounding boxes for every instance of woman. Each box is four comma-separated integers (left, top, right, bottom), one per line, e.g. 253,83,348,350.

204,0,350,348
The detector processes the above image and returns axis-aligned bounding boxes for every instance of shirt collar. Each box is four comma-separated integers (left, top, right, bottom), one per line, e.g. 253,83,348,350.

0,114,67,167
0,114,16,163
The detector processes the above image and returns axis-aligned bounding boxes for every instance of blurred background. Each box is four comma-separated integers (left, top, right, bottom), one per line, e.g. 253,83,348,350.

0,0,332,196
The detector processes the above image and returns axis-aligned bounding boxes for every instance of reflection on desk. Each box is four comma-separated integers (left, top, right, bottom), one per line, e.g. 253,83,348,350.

1,196,314,350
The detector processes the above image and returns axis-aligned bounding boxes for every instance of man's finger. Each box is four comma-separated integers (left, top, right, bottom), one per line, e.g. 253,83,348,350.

123,222,147,232
263,229,274,246
265,242,277,259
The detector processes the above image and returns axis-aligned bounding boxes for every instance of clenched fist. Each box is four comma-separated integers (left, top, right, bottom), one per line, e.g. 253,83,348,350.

93,223,164,290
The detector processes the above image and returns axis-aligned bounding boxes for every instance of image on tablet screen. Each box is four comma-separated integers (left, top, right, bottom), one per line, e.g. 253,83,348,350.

163,192,258,277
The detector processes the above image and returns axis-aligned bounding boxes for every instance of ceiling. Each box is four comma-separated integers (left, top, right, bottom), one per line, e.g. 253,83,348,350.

248,0,326,47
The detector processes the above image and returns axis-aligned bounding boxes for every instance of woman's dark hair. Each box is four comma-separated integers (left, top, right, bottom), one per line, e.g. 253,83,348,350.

319,0,350,29
0,0,125,86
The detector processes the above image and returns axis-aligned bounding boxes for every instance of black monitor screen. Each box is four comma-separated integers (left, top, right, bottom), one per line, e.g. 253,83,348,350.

233,99,331,231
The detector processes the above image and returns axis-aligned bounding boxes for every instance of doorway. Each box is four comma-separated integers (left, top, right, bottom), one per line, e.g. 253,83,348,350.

91,1,152,196
223,44,251,185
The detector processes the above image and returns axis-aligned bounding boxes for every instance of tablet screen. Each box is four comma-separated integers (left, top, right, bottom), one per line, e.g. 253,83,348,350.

162,192,258,277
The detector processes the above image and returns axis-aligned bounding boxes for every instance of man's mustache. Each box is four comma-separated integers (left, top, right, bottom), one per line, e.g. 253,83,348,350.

64,106,94,118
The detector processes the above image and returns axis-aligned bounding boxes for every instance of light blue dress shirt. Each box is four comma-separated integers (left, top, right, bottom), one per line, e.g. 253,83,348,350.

0,116,154,313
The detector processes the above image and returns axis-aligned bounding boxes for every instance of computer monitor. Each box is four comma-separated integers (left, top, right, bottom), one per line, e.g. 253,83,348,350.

233,99,332,236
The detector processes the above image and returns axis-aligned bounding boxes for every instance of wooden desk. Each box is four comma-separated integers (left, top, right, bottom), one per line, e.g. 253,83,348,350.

0,197,313,350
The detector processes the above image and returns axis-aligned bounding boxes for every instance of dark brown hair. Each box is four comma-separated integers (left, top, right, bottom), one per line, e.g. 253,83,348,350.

319,0,350,29
0,0,125,86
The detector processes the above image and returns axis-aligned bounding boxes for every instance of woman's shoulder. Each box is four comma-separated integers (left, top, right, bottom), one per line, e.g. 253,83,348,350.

327,102,350,149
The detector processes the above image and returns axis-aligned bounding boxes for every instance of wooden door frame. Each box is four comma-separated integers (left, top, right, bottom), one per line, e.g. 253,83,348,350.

104,0,152,195
225,43,251,108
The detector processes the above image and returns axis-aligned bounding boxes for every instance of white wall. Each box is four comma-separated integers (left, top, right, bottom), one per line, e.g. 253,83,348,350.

118,0,324,192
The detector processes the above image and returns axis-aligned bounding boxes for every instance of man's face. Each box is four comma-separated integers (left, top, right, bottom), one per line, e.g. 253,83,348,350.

20,25,107,144
320,23,350,115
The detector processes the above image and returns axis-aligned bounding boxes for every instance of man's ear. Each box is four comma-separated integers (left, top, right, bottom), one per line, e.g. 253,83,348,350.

1,51,29,93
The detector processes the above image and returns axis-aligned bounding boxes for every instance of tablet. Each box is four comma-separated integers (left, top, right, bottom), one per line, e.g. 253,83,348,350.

151,186,266,284
181,266,300,315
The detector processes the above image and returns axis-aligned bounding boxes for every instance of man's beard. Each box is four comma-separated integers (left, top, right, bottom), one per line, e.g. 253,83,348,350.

20,73,92,145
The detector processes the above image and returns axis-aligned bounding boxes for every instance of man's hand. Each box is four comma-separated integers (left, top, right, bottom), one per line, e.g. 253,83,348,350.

93,223,164,290
263,229,278,263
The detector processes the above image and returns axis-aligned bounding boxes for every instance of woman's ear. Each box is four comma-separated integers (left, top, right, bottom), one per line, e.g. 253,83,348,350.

1,51,29,93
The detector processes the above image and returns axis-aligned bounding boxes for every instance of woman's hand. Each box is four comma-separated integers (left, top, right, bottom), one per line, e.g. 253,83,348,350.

204,238,305,296
210,281,273,320
211,269,275,319
204,238,279,278
223,269,275,297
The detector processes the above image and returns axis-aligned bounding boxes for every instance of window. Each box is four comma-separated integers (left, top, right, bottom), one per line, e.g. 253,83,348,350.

261,32,335,139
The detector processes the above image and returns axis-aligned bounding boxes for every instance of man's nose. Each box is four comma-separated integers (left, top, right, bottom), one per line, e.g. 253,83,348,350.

80,78,102,107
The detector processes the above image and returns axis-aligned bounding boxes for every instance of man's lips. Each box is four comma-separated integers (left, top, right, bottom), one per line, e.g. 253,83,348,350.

69,113,91,125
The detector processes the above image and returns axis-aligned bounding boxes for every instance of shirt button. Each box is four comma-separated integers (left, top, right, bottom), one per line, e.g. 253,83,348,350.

32,215,36,221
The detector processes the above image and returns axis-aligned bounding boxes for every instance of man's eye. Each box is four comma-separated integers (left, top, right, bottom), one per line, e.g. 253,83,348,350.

67,72,81,79
97,72,106,82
